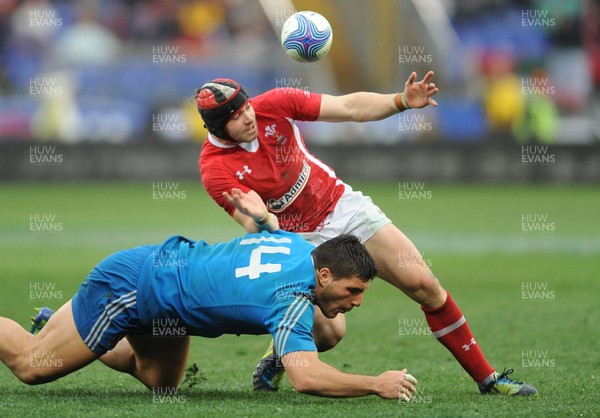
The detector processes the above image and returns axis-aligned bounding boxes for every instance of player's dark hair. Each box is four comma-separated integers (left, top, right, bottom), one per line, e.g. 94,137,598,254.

311,234,377,282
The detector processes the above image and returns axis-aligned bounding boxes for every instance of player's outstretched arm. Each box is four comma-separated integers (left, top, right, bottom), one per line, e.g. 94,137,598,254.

223,188,279,233
318,71,439,123
283,351,417,399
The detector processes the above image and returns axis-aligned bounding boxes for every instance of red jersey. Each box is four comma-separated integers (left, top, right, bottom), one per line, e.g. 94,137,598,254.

199,88,344,232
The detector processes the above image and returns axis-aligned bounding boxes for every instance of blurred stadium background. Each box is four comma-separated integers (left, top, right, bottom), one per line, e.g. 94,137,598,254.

0,0,598,181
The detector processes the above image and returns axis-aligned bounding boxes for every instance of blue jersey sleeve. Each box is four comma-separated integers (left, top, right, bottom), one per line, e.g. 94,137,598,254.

268,295,317,357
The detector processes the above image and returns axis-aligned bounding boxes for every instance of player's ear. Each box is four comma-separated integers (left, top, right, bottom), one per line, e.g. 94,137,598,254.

316,267,333,287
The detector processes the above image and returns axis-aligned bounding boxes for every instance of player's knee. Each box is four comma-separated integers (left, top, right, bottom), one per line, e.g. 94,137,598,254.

14,363,47,385
397,267,443,305
145,377,180,392
134,359,184,391
400,266,436,292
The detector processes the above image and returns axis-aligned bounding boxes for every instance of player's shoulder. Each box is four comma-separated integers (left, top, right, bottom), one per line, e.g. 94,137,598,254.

250,89,279,114
252,88,316,113
199,135,238,165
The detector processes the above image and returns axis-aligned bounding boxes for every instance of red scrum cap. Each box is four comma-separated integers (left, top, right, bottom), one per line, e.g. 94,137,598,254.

195,78,249,139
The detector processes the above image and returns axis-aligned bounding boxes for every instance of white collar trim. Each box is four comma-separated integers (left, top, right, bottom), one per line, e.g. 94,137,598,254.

207,133,236,148
207,133,259,152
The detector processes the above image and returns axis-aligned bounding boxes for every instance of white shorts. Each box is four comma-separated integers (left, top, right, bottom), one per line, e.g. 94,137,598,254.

299,184,391,246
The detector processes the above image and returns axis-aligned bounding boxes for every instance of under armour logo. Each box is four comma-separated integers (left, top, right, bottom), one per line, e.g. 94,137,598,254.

236,165,252,180
462,337,477,351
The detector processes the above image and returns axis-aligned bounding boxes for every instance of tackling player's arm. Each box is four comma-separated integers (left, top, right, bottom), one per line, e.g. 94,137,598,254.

224,188,279,233
318,71,439,123
283,351,417,399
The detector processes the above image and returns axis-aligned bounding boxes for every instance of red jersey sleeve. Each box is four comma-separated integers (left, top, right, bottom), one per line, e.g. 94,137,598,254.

253,88,321,122
199,147,251,217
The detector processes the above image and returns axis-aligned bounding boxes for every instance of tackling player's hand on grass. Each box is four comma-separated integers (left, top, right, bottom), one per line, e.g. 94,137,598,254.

283,351,418,399
402,70,439,109
375,369,418,400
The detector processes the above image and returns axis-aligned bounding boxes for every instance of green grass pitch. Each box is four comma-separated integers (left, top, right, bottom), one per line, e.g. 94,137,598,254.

0,181,598,417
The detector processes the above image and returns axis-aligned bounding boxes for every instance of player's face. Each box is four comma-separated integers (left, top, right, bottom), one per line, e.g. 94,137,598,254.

316,276,370,318
224,102,257,143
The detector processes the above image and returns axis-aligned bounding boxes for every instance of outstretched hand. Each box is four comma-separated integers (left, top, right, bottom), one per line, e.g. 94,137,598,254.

403,71,439,109
223,188,268,221
375,368,418,400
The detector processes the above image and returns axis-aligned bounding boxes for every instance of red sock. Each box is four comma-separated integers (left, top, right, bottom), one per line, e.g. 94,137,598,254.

421,291,494,383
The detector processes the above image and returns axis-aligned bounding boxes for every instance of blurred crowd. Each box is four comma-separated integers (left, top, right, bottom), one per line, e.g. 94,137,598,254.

444,0,599,144
0,0,276,143
0,0,597,144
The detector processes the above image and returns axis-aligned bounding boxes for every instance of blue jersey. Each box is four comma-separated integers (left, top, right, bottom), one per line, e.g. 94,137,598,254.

137,230,317,356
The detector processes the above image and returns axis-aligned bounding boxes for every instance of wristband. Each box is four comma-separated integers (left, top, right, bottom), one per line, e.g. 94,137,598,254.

400,92,411,109
254,212,269,225
392,94,402,112
393,92,411,112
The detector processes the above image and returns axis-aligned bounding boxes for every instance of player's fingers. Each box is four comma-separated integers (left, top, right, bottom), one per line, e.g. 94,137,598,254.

405,373,418,385
399,384,413,401
405,71,417,86
231,188,245,198
429,98,439,107
422,70,435,84
222,191,233,202
402,380,416,394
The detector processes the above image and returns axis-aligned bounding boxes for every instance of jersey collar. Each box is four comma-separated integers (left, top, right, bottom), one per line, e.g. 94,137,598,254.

207,133,259,152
